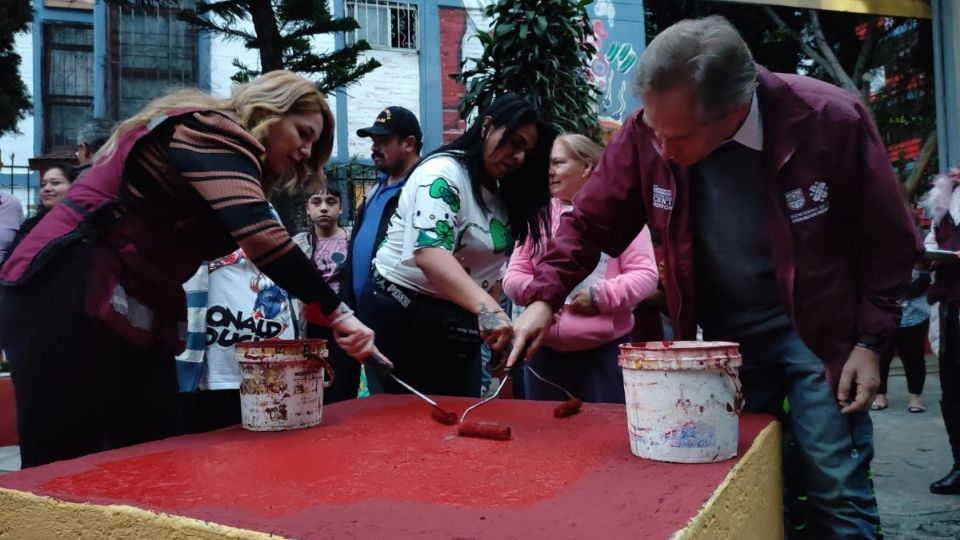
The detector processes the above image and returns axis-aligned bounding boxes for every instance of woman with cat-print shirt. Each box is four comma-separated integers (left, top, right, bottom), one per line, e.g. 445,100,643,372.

357,94,555,397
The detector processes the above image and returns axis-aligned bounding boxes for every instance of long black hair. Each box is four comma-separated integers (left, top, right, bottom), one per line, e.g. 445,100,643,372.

427,94,555,250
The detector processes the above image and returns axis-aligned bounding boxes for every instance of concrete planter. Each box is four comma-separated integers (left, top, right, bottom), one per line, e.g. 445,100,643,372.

0,373,16,446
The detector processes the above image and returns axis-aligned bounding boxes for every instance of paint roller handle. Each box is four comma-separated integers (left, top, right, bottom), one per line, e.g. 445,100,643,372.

367,351,395,370
366,352,441,408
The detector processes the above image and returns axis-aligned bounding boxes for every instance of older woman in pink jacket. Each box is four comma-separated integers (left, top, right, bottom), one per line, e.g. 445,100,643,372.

503,134,659,403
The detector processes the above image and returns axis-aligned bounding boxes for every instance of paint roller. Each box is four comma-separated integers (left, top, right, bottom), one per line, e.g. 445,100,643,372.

524,364,583,418
457,369,515,441
369,353,458,425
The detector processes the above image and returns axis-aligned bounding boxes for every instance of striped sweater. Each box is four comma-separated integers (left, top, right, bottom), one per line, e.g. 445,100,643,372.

122,110,341,316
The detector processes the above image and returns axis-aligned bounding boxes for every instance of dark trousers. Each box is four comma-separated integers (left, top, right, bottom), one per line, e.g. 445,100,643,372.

177,390,240,434
939,303,960,404
307,323,362,404
356,278,481,398
878,320,928,395
0,241,178,468
524,335,629,404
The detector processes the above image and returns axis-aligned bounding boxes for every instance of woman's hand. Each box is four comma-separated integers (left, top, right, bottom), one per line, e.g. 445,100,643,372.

568,289,599,316
479,305,513,352
333,312,387,364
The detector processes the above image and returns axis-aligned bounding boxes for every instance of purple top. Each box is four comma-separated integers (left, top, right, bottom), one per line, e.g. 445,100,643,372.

0,193,24,265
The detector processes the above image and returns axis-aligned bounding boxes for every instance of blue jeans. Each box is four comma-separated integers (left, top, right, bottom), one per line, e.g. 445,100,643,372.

737,327,880,540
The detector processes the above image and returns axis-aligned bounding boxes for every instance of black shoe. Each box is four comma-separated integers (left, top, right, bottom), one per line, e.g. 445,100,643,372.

930,465,960,494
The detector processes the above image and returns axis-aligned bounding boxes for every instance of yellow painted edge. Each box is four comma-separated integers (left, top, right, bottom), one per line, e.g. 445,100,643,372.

718,0,931,19
0,486,288,539
672,421,784,540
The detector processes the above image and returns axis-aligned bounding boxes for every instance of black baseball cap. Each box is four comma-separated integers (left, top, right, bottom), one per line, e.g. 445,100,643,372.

356,106,422,143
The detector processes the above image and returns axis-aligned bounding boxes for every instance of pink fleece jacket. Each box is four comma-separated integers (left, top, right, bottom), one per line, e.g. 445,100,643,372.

503,198,659,352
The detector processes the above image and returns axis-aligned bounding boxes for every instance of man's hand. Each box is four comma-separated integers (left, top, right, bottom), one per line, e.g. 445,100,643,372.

568,290,599,316
837,345,882,414
505,301,554,367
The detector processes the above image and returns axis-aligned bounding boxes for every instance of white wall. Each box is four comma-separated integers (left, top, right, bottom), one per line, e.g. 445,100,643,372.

344,49,421,158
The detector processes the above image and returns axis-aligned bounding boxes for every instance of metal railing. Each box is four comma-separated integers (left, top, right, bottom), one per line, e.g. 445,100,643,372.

346,0,418,51
0,154,36,216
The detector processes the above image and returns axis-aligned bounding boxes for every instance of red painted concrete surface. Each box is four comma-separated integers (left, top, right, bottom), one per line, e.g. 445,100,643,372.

0,395,773,539
0,375,16,446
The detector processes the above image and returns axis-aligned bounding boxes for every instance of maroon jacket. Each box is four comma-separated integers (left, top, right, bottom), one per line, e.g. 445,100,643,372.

528,68,923,389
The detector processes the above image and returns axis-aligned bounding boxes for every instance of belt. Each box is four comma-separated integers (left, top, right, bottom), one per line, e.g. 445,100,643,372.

372,271,420,309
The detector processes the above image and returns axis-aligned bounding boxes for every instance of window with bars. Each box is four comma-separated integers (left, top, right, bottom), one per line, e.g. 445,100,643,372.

42,23,95,153
107,2,199,121
346,0,418,51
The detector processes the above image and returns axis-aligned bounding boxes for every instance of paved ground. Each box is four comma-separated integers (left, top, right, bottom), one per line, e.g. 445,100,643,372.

873,359,960,539
1,361,959,538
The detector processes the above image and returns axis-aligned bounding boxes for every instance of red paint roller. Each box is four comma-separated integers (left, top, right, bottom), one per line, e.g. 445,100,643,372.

370,353,458,425
457,421,511,441
457,368,514,441
524,364,583,418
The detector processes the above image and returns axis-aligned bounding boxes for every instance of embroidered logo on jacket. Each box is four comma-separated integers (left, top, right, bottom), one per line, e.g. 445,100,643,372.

809,181,828,202
784,189,805,210
788,181,830,224
653,185,673,211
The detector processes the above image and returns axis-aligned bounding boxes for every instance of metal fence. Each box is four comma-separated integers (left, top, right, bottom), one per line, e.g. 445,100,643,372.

0,154,36,216
271,176,379,236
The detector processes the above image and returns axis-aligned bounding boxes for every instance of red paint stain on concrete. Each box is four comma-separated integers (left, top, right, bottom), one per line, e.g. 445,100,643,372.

0,395,774,539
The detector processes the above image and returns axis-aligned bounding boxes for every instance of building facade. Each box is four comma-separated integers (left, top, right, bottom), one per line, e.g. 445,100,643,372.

0,0,645,213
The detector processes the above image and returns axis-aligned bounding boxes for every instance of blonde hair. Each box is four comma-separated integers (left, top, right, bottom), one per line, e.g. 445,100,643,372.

98,70,335,194
554,133,603,168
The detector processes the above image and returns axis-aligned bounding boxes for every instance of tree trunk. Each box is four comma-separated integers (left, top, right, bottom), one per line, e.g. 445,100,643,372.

248,0,284,72
904,130,938,202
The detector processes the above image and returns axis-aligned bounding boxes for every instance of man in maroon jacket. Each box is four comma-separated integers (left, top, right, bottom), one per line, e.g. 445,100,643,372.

508,16,921,539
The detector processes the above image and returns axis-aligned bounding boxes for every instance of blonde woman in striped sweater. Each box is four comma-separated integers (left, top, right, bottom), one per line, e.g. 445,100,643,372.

0,71,381,467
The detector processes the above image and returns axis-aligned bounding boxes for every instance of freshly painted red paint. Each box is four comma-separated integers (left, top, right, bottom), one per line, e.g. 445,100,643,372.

0,375,16,446
0,395,773,539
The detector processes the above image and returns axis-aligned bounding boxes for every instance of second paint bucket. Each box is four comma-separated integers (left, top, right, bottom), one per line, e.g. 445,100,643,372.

619,341,743,463
236,339,334,431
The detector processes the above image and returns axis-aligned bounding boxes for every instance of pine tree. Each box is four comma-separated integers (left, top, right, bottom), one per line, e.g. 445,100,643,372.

116,0,380,93
455,0,601,140
0,0,32,137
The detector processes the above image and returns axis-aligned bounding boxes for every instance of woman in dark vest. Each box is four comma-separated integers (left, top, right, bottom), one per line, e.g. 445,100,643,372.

925,167,960,494
0,70,382,468
7,162,77,253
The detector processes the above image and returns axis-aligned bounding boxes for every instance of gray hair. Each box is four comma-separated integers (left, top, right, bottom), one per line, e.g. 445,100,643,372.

634,16,757,122
77,118,115,154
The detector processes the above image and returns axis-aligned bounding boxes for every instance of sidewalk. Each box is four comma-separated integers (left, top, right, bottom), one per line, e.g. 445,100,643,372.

873,358,960,539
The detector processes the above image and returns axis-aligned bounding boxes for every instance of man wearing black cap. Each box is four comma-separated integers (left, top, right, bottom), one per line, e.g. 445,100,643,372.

341,106,422,310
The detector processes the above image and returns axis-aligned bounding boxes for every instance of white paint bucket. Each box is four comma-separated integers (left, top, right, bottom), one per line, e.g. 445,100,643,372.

236,339,334,431
620,341,743,463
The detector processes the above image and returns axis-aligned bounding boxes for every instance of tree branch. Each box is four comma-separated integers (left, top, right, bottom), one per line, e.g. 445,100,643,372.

851,15,878,85
761,7,838,82
904,130,938,201
807,10,861,96
177,11,255,41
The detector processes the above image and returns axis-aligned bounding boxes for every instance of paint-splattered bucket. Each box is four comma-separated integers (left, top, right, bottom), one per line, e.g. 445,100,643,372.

236,339,334,431
619,341,743,463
